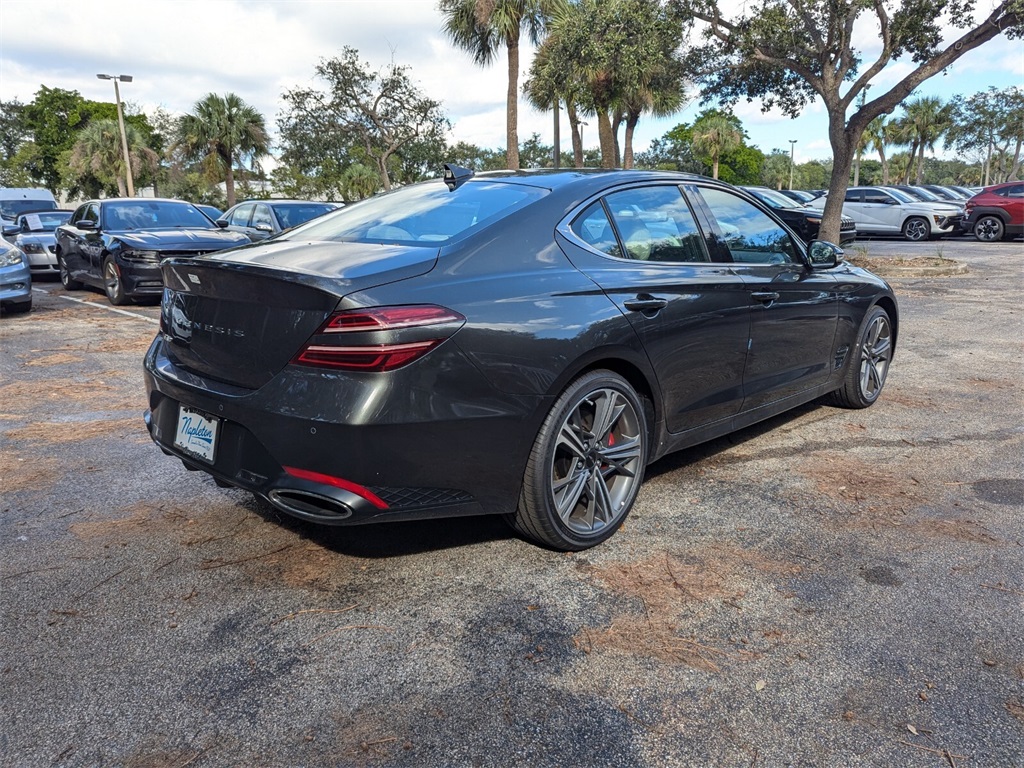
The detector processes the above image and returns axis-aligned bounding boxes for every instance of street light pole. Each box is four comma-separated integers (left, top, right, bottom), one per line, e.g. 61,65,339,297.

789,139,797,190
97,74,135,197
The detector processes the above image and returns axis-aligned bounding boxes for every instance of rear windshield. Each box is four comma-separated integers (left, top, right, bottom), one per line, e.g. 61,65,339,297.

1,199,57,220
287,180,547,246
20,211,71,231
271,203,335,229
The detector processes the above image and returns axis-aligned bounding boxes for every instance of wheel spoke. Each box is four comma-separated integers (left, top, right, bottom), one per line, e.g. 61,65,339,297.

588,466,615,526
591,390,626,444
553,463,589,520
598,436,642,476
555,416,588,460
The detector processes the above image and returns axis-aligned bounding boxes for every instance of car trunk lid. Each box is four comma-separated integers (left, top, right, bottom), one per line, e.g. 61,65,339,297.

159,240,439,389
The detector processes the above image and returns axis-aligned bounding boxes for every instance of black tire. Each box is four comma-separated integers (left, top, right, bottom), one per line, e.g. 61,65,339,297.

828,306,893,409
508,370,648,551
58,253,83,290
103,256,130,306
973,215,1005,242
902,216,930,242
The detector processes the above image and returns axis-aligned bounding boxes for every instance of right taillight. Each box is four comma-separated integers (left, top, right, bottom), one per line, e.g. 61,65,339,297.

293,305,465,372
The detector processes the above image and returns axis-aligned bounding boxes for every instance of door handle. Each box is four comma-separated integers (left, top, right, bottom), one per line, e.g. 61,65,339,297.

623,295,669,313
751,291,780,303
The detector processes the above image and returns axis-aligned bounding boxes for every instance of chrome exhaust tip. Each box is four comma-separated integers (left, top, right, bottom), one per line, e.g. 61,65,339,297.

268,488,354,523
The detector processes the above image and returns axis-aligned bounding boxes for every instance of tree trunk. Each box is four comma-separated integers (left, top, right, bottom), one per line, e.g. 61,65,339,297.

711,153,720,180
225,162,236,208
597,109,616,169
820,116,857,244
505,35,520,170
877,149,889,184
552,99,560,169
611,111,623,167
915,144,925,184
567,103,583,168
116,176,127,198
623,113,639,169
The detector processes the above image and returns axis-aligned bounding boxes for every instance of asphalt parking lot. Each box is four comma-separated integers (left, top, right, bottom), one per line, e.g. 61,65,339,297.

1,237,1022,767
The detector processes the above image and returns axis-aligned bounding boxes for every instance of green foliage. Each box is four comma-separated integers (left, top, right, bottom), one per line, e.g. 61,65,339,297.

529,0,689,167
176,93,269,207
671,0,1024,240
65,120,159,198
446,141,506,171
20,87,92,193
947,86,1024,181
439,0,559,168
277,48,449,195
638,109,763,182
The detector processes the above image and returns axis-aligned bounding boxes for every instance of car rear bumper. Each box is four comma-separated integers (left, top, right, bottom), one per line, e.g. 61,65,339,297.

143,335,545,525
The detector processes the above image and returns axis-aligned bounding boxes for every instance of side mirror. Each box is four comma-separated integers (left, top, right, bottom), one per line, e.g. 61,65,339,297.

76,219,99,230
214,219,229,229
254,223,274,233
808,240,843,269
1,224,19,237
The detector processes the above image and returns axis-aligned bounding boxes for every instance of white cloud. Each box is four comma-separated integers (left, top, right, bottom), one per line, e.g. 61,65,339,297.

1,0,1019,163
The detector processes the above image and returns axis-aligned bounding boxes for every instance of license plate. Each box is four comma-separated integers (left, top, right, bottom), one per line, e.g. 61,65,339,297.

173,406,220,463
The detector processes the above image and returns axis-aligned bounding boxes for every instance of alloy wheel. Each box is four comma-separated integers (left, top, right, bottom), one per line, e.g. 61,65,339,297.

859,314,892,401
903,218,929,241
550,387,644,535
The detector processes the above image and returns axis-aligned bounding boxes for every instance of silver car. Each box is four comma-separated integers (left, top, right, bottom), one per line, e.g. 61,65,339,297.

811,186,962,241
0,239,31,314
2,209,73,277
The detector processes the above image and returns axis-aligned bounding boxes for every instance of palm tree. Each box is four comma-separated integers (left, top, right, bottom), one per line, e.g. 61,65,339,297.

67,120,158,197
176,93,269,207
524,40,587,167
863,116,892,184
691,114,742,179
620,64,687,169
899,96,951,183
439,0,559,170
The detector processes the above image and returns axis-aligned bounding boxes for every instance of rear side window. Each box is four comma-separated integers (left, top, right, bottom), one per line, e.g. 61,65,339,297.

570,186,709,263
572,202,622,258
292,180,546,245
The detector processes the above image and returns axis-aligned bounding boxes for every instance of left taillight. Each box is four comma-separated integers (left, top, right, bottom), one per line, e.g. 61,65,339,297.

292,305,465,372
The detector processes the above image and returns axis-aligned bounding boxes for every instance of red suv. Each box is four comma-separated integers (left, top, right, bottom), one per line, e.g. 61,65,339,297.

962,182,1024,241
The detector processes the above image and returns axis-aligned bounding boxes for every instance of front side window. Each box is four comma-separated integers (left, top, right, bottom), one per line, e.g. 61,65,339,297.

862,190,892,205
229,204,254,227
252,204,274,229
698,187,798,265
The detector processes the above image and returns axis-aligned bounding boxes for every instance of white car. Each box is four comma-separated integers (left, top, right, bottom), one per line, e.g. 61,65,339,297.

810,186,962,241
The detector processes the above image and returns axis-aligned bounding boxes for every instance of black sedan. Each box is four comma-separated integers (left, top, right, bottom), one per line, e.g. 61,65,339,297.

144,168,897,551
56,199,250,305
217,199,338,241
743,186,857,245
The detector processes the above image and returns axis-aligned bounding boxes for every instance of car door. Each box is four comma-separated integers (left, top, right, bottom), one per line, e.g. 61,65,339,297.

860,188,902,233
690,185,839,410
61,202,101,283
557,184,750,433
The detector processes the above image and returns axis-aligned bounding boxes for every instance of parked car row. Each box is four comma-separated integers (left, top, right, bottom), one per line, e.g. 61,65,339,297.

795,182,1022,242
53,198,341,306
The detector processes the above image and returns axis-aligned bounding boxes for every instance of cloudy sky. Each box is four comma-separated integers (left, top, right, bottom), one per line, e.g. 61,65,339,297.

1,0,1021,165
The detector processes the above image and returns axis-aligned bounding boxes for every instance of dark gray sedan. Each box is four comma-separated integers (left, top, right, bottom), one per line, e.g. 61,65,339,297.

144,169,897,551
217,200,338,241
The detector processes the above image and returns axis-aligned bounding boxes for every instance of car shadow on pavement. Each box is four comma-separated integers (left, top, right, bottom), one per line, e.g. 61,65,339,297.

240,494,518,559
644,400,824,480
